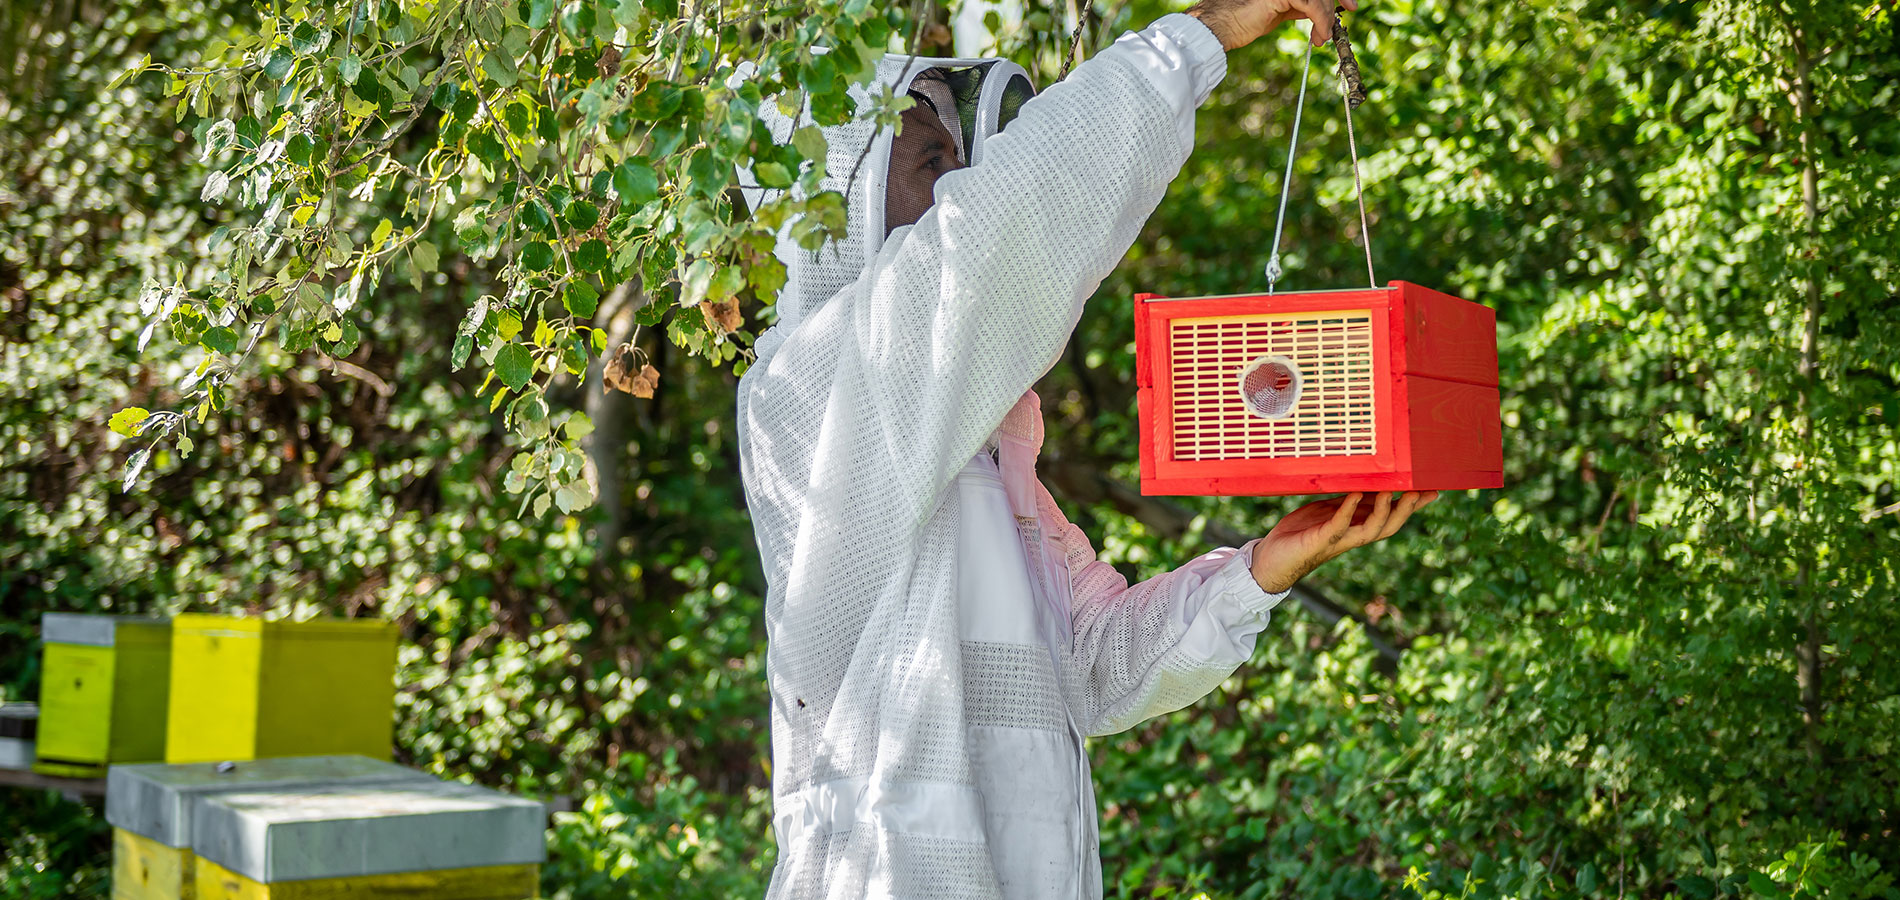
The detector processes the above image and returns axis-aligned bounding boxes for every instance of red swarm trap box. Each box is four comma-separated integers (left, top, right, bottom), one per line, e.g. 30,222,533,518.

1135,282,1503,497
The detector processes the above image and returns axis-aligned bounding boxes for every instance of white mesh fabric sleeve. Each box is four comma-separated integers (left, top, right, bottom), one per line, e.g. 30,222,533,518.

1032,484,1290,737
749,14,1228,539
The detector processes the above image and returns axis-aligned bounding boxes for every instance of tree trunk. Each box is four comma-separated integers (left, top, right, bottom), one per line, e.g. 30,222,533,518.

585,282,642,572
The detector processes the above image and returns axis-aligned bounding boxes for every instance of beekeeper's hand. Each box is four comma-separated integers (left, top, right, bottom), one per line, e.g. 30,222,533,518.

1249,491,1435,593
1187,0,1356,50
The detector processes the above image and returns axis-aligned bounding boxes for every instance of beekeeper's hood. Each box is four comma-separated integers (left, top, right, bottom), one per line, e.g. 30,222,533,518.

741,53,1037,364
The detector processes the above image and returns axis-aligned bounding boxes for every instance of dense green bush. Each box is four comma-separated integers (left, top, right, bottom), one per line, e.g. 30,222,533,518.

3,0,1894,898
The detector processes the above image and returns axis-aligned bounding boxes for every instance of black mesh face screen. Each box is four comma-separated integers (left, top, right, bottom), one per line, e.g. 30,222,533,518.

881,62,1037,238
943,65,988,156
997,74,1032,132
907,68,965,163
884,99,964,237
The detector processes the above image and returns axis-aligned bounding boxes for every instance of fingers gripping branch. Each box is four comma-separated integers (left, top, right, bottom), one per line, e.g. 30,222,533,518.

1186,0,1354,51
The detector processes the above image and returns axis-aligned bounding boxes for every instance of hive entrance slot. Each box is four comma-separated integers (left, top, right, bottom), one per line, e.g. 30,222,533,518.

1239,356,1302,420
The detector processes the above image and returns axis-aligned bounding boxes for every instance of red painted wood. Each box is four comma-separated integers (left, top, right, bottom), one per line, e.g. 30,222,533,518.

1136,386,1158,484
1142,468,1501,496
1393,281,1498,387
1405,376,1503,475
1133,283,1501,498
1133,293,1160,389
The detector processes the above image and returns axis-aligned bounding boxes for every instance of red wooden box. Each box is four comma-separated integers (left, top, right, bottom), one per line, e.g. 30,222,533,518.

1135,281,1502,497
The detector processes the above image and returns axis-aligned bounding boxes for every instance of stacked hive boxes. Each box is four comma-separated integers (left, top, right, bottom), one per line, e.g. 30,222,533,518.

108,756,545,899
107,756,430,899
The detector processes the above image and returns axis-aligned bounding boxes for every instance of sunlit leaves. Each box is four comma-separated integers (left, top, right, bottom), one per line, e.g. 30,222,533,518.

108,408,150,437
106,0,903,516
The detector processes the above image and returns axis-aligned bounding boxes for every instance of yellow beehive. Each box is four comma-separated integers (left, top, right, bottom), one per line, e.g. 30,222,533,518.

34,614,171,778
165,616,398,764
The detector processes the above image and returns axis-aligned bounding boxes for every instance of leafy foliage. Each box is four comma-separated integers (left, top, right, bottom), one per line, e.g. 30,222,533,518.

3,0,1896,898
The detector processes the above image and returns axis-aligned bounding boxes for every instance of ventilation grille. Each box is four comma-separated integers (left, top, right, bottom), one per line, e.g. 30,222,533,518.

1169,311,1377,460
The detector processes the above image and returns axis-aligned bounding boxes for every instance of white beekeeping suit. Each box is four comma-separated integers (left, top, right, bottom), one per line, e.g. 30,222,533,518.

736,14,1291,899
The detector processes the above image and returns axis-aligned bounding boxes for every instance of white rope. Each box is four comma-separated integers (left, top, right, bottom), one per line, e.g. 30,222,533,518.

1341,68,1376,287
1263,35,1314,295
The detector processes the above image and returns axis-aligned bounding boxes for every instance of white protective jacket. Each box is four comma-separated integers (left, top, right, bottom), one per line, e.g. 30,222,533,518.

736,15,1291,899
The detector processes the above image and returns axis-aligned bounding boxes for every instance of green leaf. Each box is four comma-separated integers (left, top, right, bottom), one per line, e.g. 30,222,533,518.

481,51,518,88
262,48,294,81
202,326,238,355
563,414,595,440
370,218,393,247
109,408,151,437
519,200,554,234
451,334,474,371
1747,872,1781,898
290,21,331,55
687,150,726,198
613,160,659,206
339,53,362,84
629,83,683,120
122,447,150,492
564,281,600,318
108,53,151,90
528,0,555,28
708,265,745,302
1577,864,1599,894
287,132,315,164
755,161,793,189
791,125,827,162
520,241,555,271
412,240,439,273
564,200,600,231
1678,876,1718,900
681,258,715,305
495,343,533,391
575,239,608,272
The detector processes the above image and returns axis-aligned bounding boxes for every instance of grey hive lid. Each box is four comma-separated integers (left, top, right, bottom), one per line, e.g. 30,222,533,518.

190,779,547,883
106,755,431,848
42,613,169,646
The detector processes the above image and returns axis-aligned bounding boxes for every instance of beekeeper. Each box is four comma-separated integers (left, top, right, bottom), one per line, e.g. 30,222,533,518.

735,0,1433,896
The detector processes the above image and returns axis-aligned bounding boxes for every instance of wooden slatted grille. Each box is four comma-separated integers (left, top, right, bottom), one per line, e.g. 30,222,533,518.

1169,311,1377,460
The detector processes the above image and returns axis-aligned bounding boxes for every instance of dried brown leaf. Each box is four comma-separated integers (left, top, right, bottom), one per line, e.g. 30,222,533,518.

700,297,742,334
630,364,659,399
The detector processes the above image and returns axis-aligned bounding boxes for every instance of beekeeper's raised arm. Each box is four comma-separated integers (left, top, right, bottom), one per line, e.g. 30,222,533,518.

739,0,1349,544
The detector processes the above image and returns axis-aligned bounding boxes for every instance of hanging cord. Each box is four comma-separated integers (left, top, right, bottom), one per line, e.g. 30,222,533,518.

1266,10,1378,292
1333,8,1377,287
1263,35,1314,294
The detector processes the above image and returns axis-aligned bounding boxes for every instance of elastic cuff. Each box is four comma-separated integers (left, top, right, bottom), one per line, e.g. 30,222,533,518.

1220,539,1290,616
1151,13,1230,104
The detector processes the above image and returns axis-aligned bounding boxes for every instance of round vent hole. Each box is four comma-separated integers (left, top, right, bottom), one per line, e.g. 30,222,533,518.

1238,356,1303,420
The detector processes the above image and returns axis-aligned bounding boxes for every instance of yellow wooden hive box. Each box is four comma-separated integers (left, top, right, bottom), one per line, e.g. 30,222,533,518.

165,616,398,765
35,614,171,778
